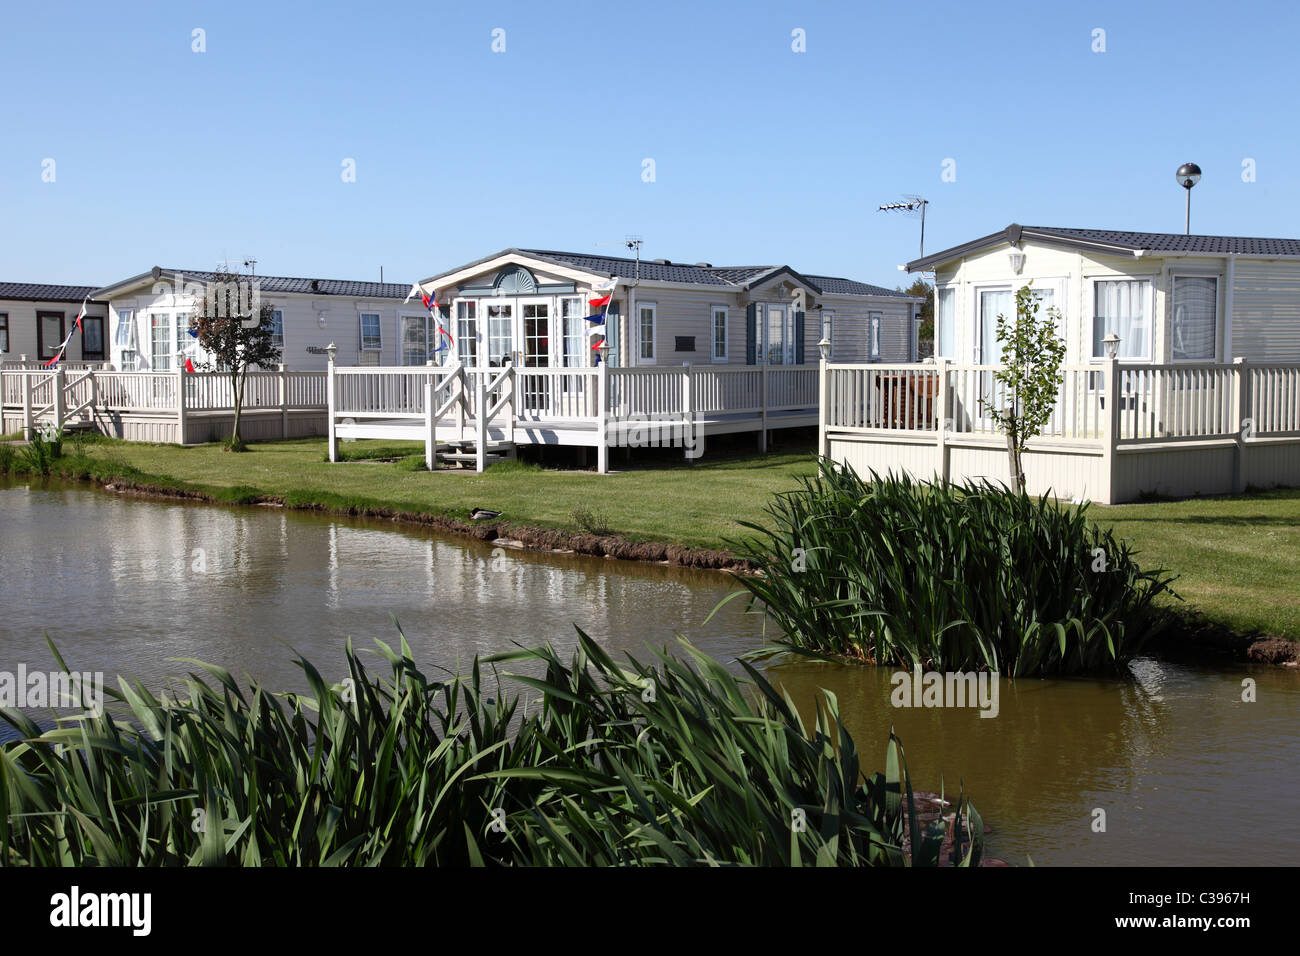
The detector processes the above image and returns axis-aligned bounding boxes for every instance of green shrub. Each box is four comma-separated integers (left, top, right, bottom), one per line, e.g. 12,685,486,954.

0,444,16,474
18,424,64,476
0,631,981,867
731,465,1178,676
571,507,613,535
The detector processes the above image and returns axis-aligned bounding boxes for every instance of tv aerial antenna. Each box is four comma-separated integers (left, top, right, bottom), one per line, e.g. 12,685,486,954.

596,235,643,282
878,197,929,259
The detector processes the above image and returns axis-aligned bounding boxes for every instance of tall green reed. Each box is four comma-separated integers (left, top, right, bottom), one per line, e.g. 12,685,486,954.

730,465,1178,676
1,631,981,867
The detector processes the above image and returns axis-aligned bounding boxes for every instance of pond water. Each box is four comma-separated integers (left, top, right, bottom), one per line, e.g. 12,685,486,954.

1,479,1296,865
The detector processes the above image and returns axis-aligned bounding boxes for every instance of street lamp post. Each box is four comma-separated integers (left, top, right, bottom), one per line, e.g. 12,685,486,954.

1176,163,1201,235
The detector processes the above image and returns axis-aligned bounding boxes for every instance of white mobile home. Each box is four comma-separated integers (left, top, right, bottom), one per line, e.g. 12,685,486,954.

0,283,108,367
819,224,1300,502
412,248,922,370
90,267,418,372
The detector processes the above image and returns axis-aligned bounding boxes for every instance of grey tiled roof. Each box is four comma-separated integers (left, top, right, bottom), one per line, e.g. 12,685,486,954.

0,282,101,302
520,250,738,286
803,275,912,297
518,249,906,297
909,223,1300,271
1025,227,1300,256
92,268,413,300
156,270,413,299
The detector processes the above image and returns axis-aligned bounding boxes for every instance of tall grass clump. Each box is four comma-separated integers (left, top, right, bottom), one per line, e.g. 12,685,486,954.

17,423,64,476
731,465,1178,676
1,632,982,867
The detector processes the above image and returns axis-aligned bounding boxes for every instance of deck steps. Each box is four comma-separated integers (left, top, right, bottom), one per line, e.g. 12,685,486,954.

435,439,516,469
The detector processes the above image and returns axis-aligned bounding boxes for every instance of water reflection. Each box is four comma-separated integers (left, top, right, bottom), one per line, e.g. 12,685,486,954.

1,479,1297,866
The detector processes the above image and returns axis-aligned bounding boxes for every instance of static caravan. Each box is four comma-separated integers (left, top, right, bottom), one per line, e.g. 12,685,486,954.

0,283,108,367
412,248,922,371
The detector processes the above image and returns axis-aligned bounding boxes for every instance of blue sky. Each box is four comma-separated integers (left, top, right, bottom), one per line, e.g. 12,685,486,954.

2,0,1297,288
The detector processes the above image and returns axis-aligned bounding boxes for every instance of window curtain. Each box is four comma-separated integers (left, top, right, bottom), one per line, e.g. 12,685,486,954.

1093,280,1150,359
936,288,955,358
1171,277,1217,361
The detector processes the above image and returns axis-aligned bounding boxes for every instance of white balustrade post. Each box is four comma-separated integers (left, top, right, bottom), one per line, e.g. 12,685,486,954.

596,357,609,473
475,374,487,472
1101,355,1121,504
424,381,437,471
935,359,950,482
53,364,66,432
1232,357,1248,494
681,362,693,461
326,349,338,462
174,356,186,444
818,355,830,461
279,363,289,438
759,358,769,453
22,370,32,440
505,361,516,447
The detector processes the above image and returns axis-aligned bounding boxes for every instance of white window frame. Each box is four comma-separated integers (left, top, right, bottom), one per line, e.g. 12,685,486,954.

269,308,284,350
710,305,728,362
150,312,172,370
398,311,430,366
1089,277,1154,363
820,309,834,360
869,312,882,361
483,298,514,367
455,300,479,367
935,287,955,359
1169,273,1220,363
561,296,587,368
359,312,382,352
638,301,656,362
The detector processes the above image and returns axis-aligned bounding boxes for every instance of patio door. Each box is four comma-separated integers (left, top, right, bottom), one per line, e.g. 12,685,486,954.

976,289,1013,428
521,300,551,411
484,301,514,367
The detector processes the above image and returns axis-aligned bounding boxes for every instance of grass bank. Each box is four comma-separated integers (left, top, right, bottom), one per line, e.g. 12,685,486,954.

4,434,1299,642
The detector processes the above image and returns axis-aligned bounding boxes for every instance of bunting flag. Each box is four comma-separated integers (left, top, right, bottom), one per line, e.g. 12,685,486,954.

586,278,618,344
187,327,199,338
42,296,91,367
184,358,196,373
403,282,422,304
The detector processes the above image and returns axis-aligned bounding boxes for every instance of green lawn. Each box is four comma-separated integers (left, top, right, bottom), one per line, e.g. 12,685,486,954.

49,436,1300,640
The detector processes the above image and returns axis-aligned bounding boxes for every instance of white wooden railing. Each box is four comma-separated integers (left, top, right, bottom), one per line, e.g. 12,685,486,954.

325,361,821,472
1,366,327,437
821,359,1300,446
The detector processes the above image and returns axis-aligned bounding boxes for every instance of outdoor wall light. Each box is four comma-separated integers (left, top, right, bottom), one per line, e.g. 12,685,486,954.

1102,332,1121,359
318,312,328,328
325,342,338,364
1008,251,1026,274
818,336,832,361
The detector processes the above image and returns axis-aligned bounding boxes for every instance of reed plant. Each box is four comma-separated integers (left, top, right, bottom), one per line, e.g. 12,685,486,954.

730,465,1177,675
1,631,981,867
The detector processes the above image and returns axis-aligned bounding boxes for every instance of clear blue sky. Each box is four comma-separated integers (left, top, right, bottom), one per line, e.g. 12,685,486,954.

3,0,1297,288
